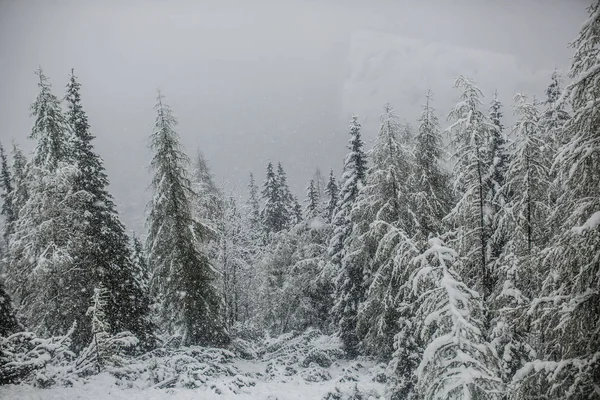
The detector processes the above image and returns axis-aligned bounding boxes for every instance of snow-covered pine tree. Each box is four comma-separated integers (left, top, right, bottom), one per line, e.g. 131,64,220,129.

486,90,510,266
261,161,284,234
0,143,15,243
329,116,367,267
329,115,367,357
191,150,224,234
29,68,71,169
146,91,227,346
513,2,600,397
9,143,28,217
504,94,550,254
540,71,571,154
446,76,496,298
277,162,294,228
352,103,416,358
292,195,303,225
190,150,224,281
488,240,533,383
324,169,339,223
130,233,150,296
6,69,91,345
412,238,504,399
247,173,261,227
539,71,572,233
313,167,326,202
305,179,319,219
64,69,154,350
413,91,453,240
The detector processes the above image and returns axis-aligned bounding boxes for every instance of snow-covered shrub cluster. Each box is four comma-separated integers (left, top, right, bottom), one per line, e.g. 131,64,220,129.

262,328,343,382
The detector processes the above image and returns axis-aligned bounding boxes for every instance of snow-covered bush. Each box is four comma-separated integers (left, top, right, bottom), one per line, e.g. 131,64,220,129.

0,327,75,387
262,328,344,381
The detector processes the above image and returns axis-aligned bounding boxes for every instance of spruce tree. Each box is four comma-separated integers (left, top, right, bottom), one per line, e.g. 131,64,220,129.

504,94,550,254
65,69,154,350
351,103,415,358
446,76,495,298
29,68,72,169
247,172,261,227
324,169,339,223
6,69,89,344
276,162,294,228
261,161,283,233
413,92,453,239
412,238,503,399
0,143,15,242
191,150,224,229
305,179,319,218
329,116,367,267
329,115,367,357
130,233,150,296
514,3,600,397
292,195,303,225
9,143,28,216
486,90,510,273
146,91,227,346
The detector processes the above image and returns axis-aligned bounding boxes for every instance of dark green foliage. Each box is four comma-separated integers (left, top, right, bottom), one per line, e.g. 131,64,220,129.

324,169,339,223
0,280,20,336
64,69,155,351
146,91,227,347
0,143,15,242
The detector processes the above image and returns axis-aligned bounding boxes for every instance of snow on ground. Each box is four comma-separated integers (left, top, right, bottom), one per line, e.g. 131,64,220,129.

0,330,386,400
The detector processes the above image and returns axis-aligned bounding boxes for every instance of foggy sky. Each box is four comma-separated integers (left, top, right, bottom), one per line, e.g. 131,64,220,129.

0,0,589,232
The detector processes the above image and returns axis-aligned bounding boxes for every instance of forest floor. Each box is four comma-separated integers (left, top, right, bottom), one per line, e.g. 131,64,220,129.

0,330,386,400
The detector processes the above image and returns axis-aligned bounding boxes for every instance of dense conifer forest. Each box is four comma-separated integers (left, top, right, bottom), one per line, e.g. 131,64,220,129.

1,1,599,399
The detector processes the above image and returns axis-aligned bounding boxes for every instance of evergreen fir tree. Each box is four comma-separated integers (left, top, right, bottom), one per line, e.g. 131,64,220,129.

486,90,510,266
64,69,154,350
329,115,367,357
146,91,227,346
305,179,319,218
328,116,367,267
0,143,15,242
6,69,89,346
247,172,261,227
29,68,72,169
276,162,294,228
413,92,453,239
514,3,600,397
446,76,495,298
324,169,339,223
261,161,283,233
412,238,504,399
351,103,416,358
504,94,550,254
130,233,150,295
191,150,224,229
9,143,28,216
292,195,303,225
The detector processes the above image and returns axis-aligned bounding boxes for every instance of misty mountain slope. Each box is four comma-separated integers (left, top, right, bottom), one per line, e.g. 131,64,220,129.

343,29,557,137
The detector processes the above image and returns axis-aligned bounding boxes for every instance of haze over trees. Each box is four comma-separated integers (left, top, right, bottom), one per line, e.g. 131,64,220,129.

0,1,599,399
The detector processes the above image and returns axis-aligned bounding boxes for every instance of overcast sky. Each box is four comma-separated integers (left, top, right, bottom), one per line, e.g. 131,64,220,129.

0,0,590,232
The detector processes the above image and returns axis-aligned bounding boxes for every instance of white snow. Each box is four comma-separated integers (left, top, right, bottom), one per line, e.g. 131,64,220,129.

0,331,386,400
571,211,600,234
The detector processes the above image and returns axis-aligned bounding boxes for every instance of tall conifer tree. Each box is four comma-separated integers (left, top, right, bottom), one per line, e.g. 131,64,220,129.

146,91,227,346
